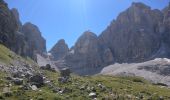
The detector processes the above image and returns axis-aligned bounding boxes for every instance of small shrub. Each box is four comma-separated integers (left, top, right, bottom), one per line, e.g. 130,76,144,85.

153,83,168,87
132,78,144,83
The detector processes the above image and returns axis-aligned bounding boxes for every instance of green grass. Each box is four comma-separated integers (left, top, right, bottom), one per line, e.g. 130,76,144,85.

0,44,13,64
1,70,169,100
0,44,170,99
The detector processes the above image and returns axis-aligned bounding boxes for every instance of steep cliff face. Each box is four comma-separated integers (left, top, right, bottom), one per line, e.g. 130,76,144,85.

21,22,47,59
0,0,18,50
0,0,47,60
64,31,103,75
99,2,163,63
49,39,69,61
11,8,22,31
161,3,170,56
52,3,170,75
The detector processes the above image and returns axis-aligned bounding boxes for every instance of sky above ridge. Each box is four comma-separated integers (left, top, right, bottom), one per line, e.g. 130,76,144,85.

5,0,169,51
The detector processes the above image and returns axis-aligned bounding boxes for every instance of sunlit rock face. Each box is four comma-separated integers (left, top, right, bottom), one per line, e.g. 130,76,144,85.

21,22,47,59
161,3,170,56
56,3,170,75
99,2,163,63
0,0,47,60
64,31,103,75
0,0,18,49
49,39,69,61
11,8,22,31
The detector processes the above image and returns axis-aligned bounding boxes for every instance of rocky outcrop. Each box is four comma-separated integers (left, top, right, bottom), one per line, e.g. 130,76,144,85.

0,0,18,49
0,0,47,60
54,2,170,75
11,8,22,31
49,39,69,61
99,2,163,63
161,3,170,56
64,31,103,75
21,22,47,59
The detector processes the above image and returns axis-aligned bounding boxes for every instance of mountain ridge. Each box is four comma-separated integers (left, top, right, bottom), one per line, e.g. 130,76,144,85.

49,2,170,75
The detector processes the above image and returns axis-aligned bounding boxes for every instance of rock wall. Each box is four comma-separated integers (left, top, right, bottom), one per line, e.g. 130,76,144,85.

0,0,47,60
51,2,170,75
49,39,69,61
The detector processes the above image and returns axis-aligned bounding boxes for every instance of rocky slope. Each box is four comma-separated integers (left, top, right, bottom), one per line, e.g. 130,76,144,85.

0,0,46,60
0,45,169,100
100,58,170,86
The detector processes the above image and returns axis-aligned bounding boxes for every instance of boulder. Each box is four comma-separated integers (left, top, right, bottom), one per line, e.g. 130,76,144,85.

12,71,22,78
31,85,38,91
58,77,69,83
40,64,51,70
12,78,23,85
89,92,97,98
60,68,71,77
30,75,44,88
40,64,56,72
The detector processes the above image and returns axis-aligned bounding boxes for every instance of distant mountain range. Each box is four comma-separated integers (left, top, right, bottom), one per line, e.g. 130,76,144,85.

50,2,170,75
0,0,170,75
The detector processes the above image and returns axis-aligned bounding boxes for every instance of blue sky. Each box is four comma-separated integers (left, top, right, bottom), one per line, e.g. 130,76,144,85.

5,0,169,51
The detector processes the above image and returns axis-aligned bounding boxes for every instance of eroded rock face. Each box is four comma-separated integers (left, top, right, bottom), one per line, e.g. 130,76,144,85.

99,2,163,63
0,0,18,49
161,3,170,55
0,0,47,60
64,31,103,75
21,22,47,59
50,39,69,61
11,8,22,31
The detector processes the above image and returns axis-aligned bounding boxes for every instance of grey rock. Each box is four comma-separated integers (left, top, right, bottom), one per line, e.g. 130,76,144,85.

30,75,44,88
11,8,22,31
58,77,69,83
89,92,97,98
12,78,23,85
99,2,163,63
0,0,47,60
0,0,18,49
50,39,69,61
40,64,56,72
31,85,38,91
21,22,47,60
60,68,71,77
64,31,102,75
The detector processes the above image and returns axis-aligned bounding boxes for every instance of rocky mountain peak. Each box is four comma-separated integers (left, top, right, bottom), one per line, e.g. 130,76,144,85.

49,39,69,61
57,39,66,45
75,31,98,54
131,2,151,10
99,2,163,63
21,22,46,57
11,8,19,21
82,31,97,38
11,8,22,31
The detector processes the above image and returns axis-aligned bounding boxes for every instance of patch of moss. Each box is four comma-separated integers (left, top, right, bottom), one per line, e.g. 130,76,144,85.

0,44,13,64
